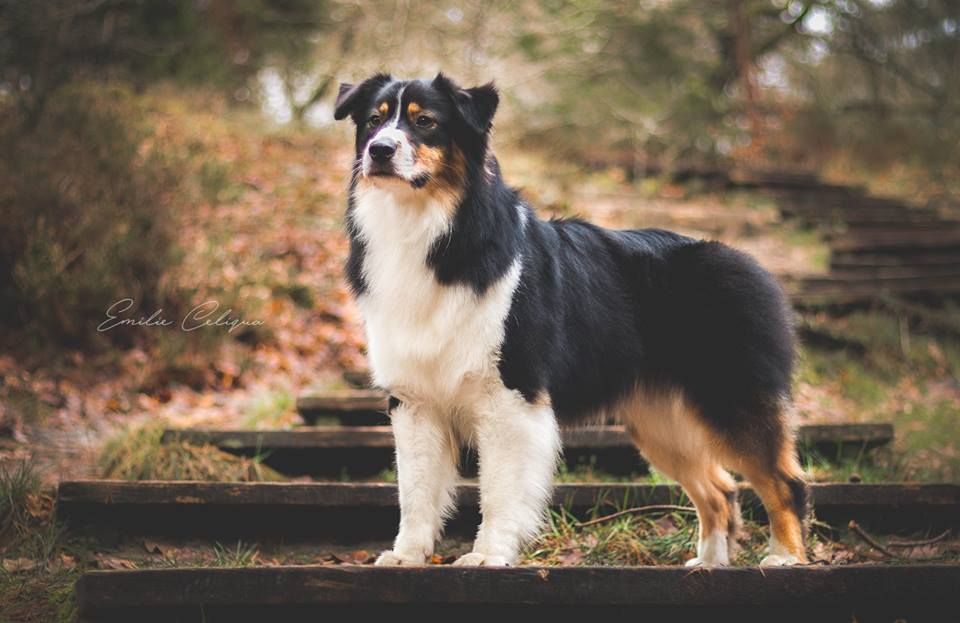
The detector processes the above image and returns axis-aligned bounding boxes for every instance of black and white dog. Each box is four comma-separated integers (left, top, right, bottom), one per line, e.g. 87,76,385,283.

334,73,808,568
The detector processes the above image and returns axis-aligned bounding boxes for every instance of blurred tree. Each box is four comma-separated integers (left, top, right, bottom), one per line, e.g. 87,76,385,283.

509,0,959,187
783,0,960,187
0,0,955,181
0,0,331,127
0,82,183,349
509,0,819,173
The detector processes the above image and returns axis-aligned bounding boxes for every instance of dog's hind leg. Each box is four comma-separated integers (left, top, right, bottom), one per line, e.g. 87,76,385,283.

454,388,561,566
719,410,809,566
623,390,741,567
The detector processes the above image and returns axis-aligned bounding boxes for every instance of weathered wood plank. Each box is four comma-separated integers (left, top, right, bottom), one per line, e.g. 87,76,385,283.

57,481,959,538
831,250,960,268
165,423,893,450
782,206,932,224
827,265,960,280
296,390,389,425
830,229,960,252
295,390,387,411
75,564,960,621
165,427,398,449
161,423,893,478
791,275,960,304
57,481,688,509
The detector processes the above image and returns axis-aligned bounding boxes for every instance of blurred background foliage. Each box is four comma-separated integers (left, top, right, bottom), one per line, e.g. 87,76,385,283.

0,0,958,353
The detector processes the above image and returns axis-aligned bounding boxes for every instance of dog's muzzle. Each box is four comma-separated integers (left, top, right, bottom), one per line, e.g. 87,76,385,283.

366,138,398,177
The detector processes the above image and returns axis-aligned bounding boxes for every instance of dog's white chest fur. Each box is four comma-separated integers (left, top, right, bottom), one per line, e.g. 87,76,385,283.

351,184,521,404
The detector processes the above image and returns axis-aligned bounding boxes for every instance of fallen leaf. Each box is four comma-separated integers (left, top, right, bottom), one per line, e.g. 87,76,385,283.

654,515,678,535
810,541,831,562
2,558,37,573
558,549,584,565
905,545,941,560
95,555,137,570
143,539,164,555
338,550,373,565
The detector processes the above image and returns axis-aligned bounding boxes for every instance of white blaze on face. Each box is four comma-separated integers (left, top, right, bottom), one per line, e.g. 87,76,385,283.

361,86,418,181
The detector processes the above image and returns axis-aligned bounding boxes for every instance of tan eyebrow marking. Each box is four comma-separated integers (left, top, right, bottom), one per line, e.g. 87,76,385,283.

407,102,423,119
377,101,389,116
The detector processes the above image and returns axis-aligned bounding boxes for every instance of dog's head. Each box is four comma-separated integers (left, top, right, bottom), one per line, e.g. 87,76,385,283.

334,73,498,197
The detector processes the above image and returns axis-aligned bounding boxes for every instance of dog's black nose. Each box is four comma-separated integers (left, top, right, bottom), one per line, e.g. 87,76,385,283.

369,139,397,162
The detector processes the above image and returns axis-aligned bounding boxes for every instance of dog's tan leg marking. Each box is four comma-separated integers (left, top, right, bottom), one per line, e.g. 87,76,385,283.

725,435,808,566
620,390,739,567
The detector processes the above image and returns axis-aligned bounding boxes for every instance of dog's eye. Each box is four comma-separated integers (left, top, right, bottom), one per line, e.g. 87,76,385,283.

416,115,437,129
367,114,382,127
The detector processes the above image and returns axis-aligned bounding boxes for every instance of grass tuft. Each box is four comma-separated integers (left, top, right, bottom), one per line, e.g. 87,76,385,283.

212,541,260,567
523,506,705,566
0,461,78,623
0,461,43,542
99,420,285,482
240,387,296,429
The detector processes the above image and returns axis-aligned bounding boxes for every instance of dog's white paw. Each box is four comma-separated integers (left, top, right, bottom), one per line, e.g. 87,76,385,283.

452,552,510,567
374,550,426,566
759,553,800,567
684,556,727,568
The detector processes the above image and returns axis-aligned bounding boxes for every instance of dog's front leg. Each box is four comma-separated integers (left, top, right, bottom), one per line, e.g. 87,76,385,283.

375,400,458,566
454,390,561,566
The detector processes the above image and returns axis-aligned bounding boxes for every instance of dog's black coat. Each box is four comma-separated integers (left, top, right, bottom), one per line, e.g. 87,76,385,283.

337,74,795,441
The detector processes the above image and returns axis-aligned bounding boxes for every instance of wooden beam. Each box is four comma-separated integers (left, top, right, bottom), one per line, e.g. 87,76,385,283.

166,423,893,450
831,229,960,253
161,423,893,478
296,390,389,425
831,250,960,268
828,266,960,280
75,564,960,620
791,275,960,304
57,481,959,538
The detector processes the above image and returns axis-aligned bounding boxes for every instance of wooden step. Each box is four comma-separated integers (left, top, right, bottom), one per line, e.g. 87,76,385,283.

296,390,388,425
731,168,823,187
827,265,960,280
57,481,960,538
782,205,925,223
831,229,960,253
778,201,927,222
75,564,960,620
165,425,645,477
840,219,960,231
792,274,960,304
163,423,894,478
776,191,913,207
759,179,860,193
831,250,960,269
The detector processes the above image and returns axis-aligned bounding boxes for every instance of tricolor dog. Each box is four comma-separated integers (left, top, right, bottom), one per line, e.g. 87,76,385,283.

334,73,808,568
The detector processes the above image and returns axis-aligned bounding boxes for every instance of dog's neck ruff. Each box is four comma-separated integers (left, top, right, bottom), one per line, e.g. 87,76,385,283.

349,181,522,406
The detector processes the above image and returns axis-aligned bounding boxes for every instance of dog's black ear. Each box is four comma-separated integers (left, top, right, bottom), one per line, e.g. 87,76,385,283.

432,73,499,134
333,83,358,120
334,73,392,121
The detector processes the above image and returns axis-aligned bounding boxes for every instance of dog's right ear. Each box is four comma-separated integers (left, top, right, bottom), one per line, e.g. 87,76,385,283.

432,73,499,134
334,73,392,122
